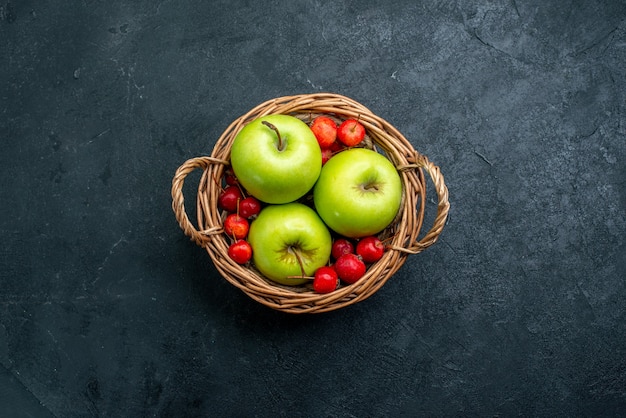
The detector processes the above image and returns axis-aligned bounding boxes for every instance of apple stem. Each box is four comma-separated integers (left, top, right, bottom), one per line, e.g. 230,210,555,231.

361,182,380,192
262,121,284,151
288,246,307,278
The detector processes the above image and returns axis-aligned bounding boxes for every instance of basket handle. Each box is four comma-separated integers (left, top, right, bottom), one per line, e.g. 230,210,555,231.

396,152,450,254
171,156,228,247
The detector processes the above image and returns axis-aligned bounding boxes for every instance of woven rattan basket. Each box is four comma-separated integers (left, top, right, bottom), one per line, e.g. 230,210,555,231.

171,93,449,313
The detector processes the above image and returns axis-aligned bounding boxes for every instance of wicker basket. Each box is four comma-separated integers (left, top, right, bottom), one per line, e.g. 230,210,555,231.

171,93,449,314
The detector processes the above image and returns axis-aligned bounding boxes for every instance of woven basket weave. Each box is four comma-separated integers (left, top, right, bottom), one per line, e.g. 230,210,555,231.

171,93,449,313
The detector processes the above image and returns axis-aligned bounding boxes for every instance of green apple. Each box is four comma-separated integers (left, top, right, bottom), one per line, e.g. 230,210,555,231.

230,114,322,204
247,202,332,286
313,148,403,238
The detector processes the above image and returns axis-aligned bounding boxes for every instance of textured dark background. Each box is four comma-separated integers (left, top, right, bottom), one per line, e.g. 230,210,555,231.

1,0,625,416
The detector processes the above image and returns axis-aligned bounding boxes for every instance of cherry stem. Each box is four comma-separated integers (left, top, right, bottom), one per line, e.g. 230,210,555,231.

236,182,246,198
381,234,396,250
262,121,284,151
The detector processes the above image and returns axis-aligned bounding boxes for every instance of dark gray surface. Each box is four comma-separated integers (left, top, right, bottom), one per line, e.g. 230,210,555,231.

0,364,55,418
1,0,625,416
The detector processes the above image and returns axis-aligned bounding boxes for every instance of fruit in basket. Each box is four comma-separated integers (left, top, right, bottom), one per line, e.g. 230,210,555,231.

218,186,243,213
238,196,262,219
334,253,366,284
321,148,334,165
313,148,403,238
310,116,337,148
331,238,354,260
224,168,238,186
313,266,339,294
230,115,322,204
224,213,249,240
337,119,366,146
247,203,332,285
356,236,385,263
228,239,252,264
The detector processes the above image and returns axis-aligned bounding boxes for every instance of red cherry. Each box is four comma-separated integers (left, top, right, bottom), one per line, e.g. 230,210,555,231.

356,236,385,263
225,175,238,186
313,266,339,294
228,239,252,264
224,213,249,239
321,148,334,165
334,253,366,284
331,238,354,260
329,140,345,152
310,116,337,148
238,196,262,219
218,186,242,212
337,119,366,147
224,168,238,186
